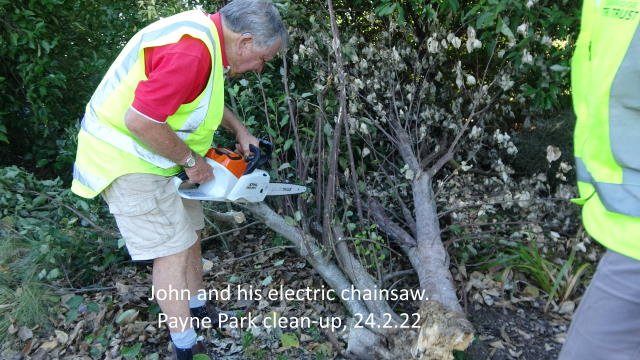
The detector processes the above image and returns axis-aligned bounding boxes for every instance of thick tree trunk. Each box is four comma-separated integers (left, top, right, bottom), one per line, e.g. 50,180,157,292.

369,187,475,359
411,172,461,312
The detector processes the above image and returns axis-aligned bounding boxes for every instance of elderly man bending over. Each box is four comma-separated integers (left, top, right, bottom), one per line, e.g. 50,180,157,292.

70,1,287,358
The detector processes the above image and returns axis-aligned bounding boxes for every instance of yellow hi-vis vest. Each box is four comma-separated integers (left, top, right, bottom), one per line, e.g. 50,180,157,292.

572,1,640,260
71,10,224,199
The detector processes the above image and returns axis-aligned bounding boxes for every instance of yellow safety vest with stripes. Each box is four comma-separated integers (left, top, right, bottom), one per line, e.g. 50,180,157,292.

71,10,224,198
572,0,640,260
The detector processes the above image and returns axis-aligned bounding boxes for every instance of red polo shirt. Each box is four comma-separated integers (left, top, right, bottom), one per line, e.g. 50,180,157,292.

131,12,229,122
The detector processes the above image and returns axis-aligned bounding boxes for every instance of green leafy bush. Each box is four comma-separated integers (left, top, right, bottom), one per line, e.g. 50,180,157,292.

0,166,125,342
0,0,140,170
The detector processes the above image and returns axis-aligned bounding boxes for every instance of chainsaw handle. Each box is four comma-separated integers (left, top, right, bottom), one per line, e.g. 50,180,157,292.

245,139,273,174
214,147,243,160
174,171,199,192
176,171,189,182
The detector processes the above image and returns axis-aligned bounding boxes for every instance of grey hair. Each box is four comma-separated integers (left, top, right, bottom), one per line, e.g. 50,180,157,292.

220,0,288,50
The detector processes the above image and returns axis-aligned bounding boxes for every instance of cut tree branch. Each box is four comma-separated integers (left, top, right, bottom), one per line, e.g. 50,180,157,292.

368,198,417,249
281,55,304,179
244,202,370,317
322,0,348,248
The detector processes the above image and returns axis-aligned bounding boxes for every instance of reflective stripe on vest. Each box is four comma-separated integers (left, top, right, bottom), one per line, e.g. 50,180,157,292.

73,164,108,195
576,157,640,217
80,113,175,169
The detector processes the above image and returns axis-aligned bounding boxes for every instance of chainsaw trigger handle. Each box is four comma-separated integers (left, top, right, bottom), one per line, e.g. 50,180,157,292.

174,171,199,192
259,138,274,158
244,139,273,175
245,144,261,175
176,171,189,181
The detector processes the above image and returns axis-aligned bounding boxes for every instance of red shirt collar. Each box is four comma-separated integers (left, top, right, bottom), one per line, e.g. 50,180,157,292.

210,12,229,68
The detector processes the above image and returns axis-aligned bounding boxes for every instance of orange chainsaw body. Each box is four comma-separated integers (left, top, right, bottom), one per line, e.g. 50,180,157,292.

205,148,247,178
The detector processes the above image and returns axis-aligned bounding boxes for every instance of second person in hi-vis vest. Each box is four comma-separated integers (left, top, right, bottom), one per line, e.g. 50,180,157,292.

560,1,640,359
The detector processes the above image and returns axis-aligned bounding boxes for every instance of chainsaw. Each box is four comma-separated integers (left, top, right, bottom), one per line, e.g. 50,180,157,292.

174,139,307,202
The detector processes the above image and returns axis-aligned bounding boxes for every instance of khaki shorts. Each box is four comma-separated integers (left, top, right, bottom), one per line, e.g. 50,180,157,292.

102,173,204,261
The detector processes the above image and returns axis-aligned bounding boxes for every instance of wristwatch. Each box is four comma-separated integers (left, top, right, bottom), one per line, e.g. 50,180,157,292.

182,151,197,169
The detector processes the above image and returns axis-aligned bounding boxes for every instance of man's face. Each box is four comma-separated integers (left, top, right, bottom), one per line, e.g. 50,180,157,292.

228,37,282,77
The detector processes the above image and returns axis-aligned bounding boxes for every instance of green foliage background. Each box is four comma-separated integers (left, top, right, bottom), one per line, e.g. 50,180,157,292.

0,0,579,173
0,1,139,169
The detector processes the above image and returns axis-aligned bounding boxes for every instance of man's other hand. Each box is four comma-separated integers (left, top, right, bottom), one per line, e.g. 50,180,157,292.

235,129,259,159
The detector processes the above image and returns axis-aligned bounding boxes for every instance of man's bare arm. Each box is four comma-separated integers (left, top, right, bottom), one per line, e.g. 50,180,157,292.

124,108,213,183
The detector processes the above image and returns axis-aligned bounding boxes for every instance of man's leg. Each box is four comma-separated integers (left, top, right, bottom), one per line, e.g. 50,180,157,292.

186,231,204,295
185,231,219,328
182,199,205,299
153,248,198,354
559,250,640,360
153,248,192,330
180,199,217,327
102,174,205,358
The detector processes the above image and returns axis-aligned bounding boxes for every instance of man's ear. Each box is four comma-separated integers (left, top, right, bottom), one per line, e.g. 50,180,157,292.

237,33,254,56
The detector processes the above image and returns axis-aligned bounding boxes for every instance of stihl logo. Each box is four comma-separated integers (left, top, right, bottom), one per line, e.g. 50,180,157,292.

247,183,258,189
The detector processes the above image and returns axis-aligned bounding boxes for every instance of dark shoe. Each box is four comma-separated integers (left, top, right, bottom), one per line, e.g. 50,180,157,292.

171,340,208,360
190,301,219,329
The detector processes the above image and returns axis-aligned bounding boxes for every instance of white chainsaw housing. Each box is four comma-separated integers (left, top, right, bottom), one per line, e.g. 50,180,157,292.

174,158,270,202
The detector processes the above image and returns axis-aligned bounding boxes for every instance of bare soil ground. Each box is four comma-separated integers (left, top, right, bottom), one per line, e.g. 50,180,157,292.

466,302,568,360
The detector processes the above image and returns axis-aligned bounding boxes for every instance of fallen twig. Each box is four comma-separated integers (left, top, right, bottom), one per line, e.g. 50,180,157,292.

222,245,296,262
201,221,260,242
